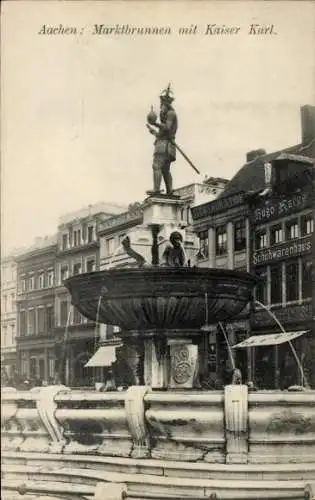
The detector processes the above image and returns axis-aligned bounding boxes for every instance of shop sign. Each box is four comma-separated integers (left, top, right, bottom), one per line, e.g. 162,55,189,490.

252,235,312,265
192,192,245,220
251,191,312,224
251,303,312,327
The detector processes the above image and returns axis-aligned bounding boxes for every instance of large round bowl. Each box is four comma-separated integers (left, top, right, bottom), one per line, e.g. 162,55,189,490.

64,268,257,331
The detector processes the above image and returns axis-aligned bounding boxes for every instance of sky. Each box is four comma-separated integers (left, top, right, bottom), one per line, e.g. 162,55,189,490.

1,1,315,255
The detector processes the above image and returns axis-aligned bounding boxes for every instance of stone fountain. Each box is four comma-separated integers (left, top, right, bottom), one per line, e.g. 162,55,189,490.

64,266,256,389
2,86,315,500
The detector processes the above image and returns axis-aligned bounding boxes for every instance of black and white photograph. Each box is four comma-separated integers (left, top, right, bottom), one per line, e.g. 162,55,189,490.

1,1,315,498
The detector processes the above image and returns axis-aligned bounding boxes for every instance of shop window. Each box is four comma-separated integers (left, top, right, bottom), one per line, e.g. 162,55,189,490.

270,224,284,245
286,219,299,240
60,301,68,326
270,264,282,304
20,311,27,336
301,214,313,236
234,219,246,251
302,260,312,298
286,260,299,302
48,358,55,379
255,267,267,305
198,230,209,258
37,307,45,334
216,225,227,255
255,230,267,250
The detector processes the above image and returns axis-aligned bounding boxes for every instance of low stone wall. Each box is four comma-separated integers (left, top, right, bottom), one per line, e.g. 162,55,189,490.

2,385,315,465
2,385,315,499
248,391,315,463
145,391,225,462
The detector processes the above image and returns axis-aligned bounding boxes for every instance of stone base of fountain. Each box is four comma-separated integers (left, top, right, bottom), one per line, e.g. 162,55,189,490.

2,385,315,499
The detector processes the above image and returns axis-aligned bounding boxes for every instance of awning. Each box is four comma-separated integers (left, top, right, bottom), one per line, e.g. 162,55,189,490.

85,345,120,368
232,330,308,349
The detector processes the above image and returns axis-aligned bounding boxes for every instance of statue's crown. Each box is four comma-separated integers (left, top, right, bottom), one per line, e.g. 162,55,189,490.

160,83,174,102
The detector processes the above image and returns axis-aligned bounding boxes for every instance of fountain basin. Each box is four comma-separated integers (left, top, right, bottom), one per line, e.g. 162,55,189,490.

64,268,257,331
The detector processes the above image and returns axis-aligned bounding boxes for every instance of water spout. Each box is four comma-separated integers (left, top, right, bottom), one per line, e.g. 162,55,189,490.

94,295,103,352
218,321,236,371
255,300,308,388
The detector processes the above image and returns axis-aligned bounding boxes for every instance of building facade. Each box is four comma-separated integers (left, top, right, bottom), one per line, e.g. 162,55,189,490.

191,105,315,389
1,254,19,380
15,237,57,384
54,202,127,387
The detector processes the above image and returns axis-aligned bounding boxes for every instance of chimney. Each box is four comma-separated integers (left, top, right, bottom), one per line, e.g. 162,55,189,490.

301,105,315,144
246,149,266,163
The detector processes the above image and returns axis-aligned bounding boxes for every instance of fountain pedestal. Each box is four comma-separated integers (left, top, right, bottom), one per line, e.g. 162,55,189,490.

168,338,199,389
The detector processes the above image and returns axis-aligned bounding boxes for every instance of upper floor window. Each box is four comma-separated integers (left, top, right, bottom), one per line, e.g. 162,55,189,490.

270,264,282,304
10,324,15,344
11,293,15,311
3,295,7,312
38,272,45,289
73,229,81,247
62,233,69,250
73,307,82,324
60,301,69,326
106,237,115,257
86,259,96,273
302,259,312,299
60,266,69,282
255,230,267,250
73,262,82,275
270,224,284,245
47,270,54,287
20,278,27,293
87,225,94,243
234,219,246,251
46,306,54,331
301,214,313,236
28,276,35,291
216,225,227,255
28,309,36,335
19,311,27,336
2,325,7,345
37,307,45,334
255,267,267,305
286,219,299,240
286,260,299,302
198,230,209,259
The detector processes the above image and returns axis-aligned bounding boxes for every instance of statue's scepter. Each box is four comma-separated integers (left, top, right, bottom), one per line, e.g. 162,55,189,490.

147,103,201,176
